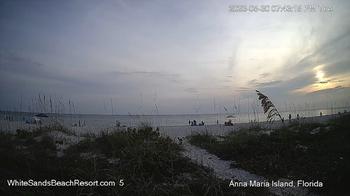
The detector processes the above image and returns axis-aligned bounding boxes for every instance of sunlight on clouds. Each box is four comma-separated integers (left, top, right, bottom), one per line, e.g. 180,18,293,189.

314,65,328,83
316,70,325,82
294,65,350,94
233,27,302,88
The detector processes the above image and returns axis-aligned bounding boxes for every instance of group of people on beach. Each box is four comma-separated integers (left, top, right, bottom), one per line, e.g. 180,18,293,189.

224,119,234,126
279,113,301,123
189,120,205,126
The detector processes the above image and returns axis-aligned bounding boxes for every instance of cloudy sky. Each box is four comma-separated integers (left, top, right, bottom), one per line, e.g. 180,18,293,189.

1,0,350,114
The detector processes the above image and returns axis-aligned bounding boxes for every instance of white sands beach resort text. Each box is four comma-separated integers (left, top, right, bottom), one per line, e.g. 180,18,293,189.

7,179,124,187
229,179,323,188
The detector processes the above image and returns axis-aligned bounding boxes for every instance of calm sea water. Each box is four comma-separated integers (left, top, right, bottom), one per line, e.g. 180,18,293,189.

1,107,349,131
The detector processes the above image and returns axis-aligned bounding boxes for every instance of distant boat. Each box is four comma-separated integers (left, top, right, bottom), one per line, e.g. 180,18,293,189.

35,113,49,117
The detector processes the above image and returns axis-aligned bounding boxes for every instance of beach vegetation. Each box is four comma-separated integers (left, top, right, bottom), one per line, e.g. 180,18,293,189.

256,90,283,123
0,125,266,195
188,114,350,195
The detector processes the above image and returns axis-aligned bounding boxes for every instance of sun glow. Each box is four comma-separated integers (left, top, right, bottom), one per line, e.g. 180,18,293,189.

314,65,328,83
316,70,325,82
294,65,335,94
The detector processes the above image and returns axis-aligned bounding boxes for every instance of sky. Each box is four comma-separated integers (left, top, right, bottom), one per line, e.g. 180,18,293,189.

1,0,350,115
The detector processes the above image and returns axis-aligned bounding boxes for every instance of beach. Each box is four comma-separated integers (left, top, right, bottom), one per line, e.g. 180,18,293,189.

0,111,345,138
1,111,349,195
158,113,344,140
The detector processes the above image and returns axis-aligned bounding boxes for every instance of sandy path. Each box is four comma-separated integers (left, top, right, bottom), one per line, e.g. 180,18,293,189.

182,140,312,196
182,141,265,182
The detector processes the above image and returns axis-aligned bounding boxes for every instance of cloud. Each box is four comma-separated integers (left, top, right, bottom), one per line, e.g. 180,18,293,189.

275,26,350,95
109,70,184,86
319,80,330,84
0,53,99,87
0,53,44,76
235,87,251,93
111,70,180,79
324,60,350,76
227,39,241,70
307,85,347,95
248,79,282,88
290,28,350,73
259,73,270,79
184,87,198,94
1,0,350,114
278,73,316,91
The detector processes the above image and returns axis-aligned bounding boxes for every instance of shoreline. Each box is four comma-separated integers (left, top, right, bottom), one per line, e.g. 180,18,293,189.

158,113,346,139
0,112,347,138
